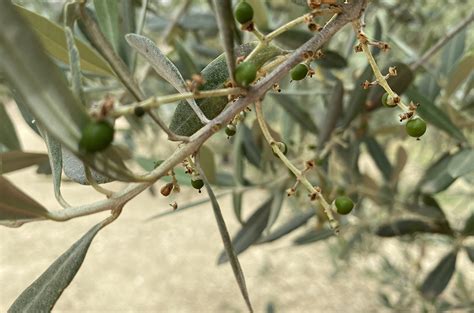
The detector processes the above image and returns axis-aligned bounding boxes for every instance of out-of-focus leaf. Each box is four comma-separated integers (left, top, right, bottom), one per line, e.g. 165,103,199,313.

0,176,48,221
390,146,407,185
462,213,474,236
318,79,343,147
464,246,474,262
408,88,466,142
266,189,285,231
271,94,318,134
218,197,273,264
213,0,235,81
199,145,216,184
375,219,452,237
198,163,253,313
417,152,461,194
364,137,392,181
419,73,441,102
0,103,21,151
8,220,107,312
232,191,244,225
64,26,84,104
420,250,457,300
408,195,447,221
233,128,247,184
271,28,311,49
258,210,315,244
10,89,39,135
440,29,466,75
93,0,120,53
241,123,262,168
170,42,283,136
14,4,113,76
0,2,139,182
125,34,199,114
173,39,199,79
366,62,414,110
293,228,334,245
0,151,49,174
315,50,348,69
447,148,474,178
445,51,474,96
341,65,373,127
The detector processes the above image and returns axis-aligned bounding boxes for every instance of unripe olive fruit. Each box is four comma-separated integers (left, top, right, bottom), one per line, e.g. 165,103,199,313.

335,196,354,215
405,118,427,138
191,178,204,190
235,61,257,87
225,124,236,137
382,92,396,108
290,64,309,81
79,121,114,153
234,1,254,24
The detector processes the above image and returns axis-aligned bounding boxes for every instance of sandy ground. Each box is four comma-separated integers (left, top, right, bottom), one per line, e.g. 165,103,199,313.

3,101,470,313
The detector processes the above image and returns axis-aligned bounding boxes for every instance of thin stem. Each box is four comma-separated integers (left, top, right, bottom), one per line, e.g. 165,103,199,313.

85,166,114,198
254,101,339,233
266,15,308,41
251,27,266,43
147,111,190,142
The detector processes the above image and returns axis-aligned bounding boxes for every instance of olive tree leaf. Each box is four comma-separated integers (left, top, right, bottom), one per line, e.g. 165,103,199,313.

318,79,343,147
198,145,216,184
14,4,113,76
213,0,236,81
258,210,315,244
0,176,48,221
464,246,474,262
445,51,474,96
440,28,466,75
218,197,273,264
447,148,474,178
389,145,408,185
0,103,21,151
125,33,206,122
0,2,139,182
315,50,348,69
364,137,392,181
196,160,253,313
271,94,319,134
0,151,49,174
462,213,474,236
408,87,466,142
8,220,108,312
293,228,334,245
169,42,283,136
93,0,121,53
420,250,458,300
232,191,244,225
173,39,199,79
341,65,373,127
408,195,447,221
375,219,452,237
266,189,285,232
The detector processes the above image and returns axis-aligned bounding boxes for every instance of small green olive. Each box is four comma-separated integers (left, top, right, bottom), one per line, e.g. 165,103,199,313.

405,118,427,138
79,121,114,153
235,61,257,87
335,196,354,215
290,64,309,81
225,124,236,137
381,92,396,108
191,178,204,190
234,1,254,24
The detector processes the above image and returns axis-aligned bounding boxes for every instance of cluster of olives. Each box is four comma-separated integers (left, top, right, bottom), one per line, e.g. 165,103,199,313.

381,92,427,139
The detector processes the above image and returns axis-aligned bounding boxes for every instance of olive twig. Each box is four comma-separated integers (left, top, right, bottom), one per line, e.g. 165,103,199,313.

254,101,339,234
84,166,114,198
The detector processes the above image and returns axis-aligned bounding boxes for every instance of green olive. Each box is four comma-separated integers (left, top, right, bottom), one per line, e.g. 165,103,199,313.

290,63,309,81
191,178,204,190
405,118,427,138
335,196,354,215
381,92,396,108
235,61,257,87
234,1,254,24
225,124,236,137
79,121,114,153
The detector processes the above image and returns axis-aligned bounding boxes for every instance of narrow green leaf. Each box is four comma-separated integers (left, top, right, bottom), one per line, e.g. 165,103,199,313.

447,148,474,178
364,137,392,181
390,146,408,185
65,26,84,104
213,0,235,81
462,213,474,236
14,4,113,76
293,228,334,245
342,65,373,127
271,29,312,50
464,246,474,262
318,79,343,147
8,221,106,312
93,0,121,53
0,151,49,174
233,127,247,184
0,103,21,151
0,176,48,221
233,191,244,225
408,195,447,221
420,250,457,300
173,39,199,79
218,197,273,264
315,50,348,69
199,145,216,184
241,123,262,168
258,210,315,244
440,29,466,75
418,152,460,194
408,87,466,142
0,2,139,182
266,190,285,232
445,51,474,96
197,161,253,313
271,94,319,134
375,219,452,237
